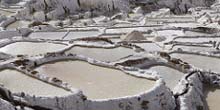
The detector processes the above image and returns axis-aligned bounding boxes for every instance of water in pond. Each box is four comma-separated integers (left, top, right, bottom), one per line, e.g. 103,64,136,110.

29,32,67,40
29,31,100,40
6,21,29,29
66,46,135,62
106,27,160,34
155,30,185,37
174,37,220,42
184,31,212,36
0,70,71,96
172,46,215,51
36,61,155,99
134,43,162,52
204,86,220,110
168,23,199,28
64,31,100,40
0,10,14,16
149,66,183,89
0,42,66,56
171,54,220,73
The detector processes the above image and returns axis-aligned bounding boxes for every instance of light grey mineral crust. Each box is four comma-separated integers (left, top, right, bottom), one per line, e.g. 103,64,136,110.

0,0,220,110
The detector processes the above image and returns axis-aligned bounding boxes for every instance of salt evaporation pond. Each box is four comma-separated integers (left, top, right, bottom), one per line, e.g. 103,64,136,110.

0,42,66,56
171,53,220,110
29,32,69,40
183,31,212,36
0,70,71,96
204,86,220,110
134,43,162,52
149,66,183,89
6,20,29,29
155,30,185,36
66,46,135,62
172,46,215,51
171,53,220,73
36,61,155,99
174,37,220,42
105,27,159,34
29,31,100,40
0,10,14,16
64,31,100,40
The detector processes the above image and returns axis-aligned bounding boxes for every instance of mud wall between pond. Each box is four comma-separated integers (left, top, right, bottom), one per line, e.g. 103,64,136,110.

0,80,176,110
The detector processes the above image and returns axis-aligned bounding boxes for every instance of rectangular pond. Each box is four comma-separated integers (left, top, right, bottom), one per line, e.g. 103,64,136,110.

65,46,136,62
0,42,67,56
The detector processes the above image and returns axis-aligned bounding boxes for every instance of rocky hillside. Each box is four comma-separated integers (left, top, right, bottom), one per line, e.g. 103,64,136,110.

14,0,217,22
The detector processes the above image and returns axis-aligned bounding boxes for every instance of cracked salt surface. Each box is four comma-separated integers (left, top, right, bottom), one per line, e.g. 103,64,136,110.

36,61,155,99
0,70,71,96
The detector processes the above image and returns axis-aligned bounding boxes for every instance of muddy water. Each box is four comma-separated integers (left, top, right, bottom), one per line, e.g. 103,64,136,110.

168,23,198,28
171,54,220,110
36,61,155,99
171,54,220,73
172,46,215,51
205,87,220,110
29,32,67,40
149,66,183,89
174,37,220,42
64,31,100,40
134,43,162,52
0,42,66,56
66,46,135,62
29,31,100,40
6,20,29,29
155,30,185,36
0,70,71,96
0,10,14,16
105,27,160,34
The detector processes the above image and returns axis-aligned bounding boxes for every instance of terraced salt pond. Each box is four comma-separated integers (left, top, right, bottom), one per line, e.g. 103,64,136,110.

0,70,71,96
172,46,215,51
174,37,220,42
171,54,220,73
36,61,155,99
64,31,100,40
171,53,220,110
6,20,29,29
0,42,66,56
204,86,220,110
66,46,135,62
134,43,162,52
29,32,69,40
105,27,160,34
155,30,185,36
29,31,100,40
0,9,15,16
149,66,183,89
